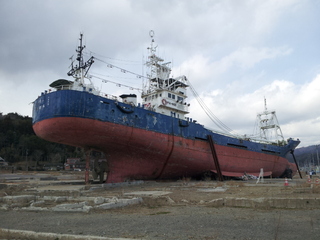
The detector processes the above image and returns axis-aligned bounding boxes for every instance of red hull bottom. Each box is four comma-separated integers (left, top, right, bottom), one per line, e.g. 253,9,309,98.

33,117,296,183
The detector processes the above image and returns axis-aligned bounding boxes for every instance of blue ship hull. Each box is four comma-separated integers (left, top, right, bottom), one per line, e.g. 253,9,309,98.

32,89,300,182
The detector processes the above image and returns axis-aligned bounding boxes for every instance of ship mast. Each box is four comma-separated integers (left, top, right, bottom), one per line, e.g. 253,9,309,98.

67,33,94,84
142,30,189,119
143,30,172,94
254,97,285,144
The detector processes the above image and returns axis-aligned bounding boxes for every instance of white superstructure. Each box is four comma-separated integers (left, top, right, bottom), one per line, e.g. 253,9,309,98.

141,30,190,119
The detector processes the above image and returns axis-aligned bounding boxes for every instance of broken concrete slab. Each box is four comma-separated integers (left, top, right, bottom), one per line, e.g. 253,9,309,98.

93,196,105,204
21,206,49,211
30,200,45,207
197,187,227,192
124,191,172,197
19,197,141,212
1,195,36,204
52,201,92,213
95,197,142,210
164,196,175,204
36,185,84,191
208,198,224,207
43,196,68,202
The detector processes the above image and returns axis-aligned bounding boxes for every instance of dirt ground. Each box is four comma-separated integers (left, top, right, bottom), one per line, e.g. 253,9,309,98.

1,171,320,239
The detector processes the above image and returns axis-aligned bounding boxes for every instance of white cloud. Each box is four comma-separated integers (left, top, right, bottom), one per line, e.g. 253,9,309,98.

172,45,293,92
224,46,292,69
0,69,60,116
188,74,320,147
282,118,320,146
0,0,319,148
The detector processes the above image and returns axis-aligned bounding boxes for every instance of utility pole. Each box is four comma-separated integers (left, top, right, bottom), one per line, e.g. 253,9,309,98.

316,145,319,165
316,145,319,172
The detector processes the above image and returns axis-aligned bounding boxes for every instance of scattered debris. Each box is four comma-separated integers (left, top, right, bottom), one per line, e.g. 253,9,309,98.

241,174,257,181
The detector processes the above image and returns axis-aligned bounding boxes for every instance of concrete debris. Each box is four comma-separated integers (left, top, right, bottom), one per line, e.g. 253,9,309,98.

43,196,68,202
1,195,36,204
164,196,175,203
21,206,49,211
197,187,227,192
52,201,92,213
241,174,258,180
0,195,143,213
208,198,224,205
124,191,172,197
6,193,318,212
89,180,144,191
30,200,45,207
95,197,142,210
0,204,8,210
94,196,105,204
111,196,119,202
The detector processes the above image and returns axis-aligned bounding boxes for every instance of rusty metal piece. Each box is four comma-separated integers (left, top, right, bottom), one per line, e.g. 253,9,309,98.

290,150,302,179
207,135,223,181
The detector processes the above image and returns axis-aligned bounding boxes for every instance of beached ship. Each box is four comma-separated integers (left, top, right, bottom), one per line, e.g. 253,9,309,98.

32,32,300,183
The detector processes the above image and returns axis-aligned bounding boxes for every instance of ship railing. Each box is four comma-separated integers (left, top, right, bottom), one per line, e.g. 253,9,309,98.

43,85,73,92
99,93,121,101
42,85,122,102
207,127,286,146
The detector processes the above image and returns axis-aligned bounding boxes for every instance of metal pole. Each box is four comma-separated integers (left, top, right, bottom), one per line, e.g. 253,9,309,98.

85,150,90,185
316,145,319,168
291,150,302,179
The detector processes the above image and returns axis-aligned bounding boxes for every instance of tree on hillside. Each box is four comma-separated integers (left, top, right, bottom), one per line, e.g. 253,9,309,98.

0,113,81,166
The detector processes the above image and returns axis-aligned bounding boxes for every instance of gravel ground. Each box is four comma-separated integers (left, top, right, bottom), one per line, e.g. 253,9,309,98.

1,206,320,239
1,172,320,239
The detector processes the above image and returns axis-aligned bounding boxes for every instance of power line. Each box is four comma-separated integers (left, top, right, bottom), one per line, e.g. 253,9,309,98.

84,50,141,64
90,74,142,92
93,57,146,80
188,79,236,135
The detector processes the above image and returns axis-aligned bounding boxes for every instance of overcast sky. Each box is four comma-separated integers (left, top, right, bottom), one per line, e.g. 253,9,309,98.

1,0,319,147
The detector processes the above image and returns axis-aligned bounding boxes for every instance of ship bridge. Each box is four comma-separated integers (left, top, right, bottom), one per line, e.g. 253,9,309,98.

142,31,190,119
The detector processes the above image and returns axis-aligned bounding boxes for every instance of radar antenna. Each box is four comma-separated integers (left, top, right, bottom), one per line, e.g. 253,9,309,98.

67,33,95,81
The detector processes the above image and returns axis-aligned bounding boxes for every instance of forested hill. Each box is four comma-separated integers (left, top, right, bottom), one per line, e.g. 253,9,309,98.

291,145,320,169
0,112,81,166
